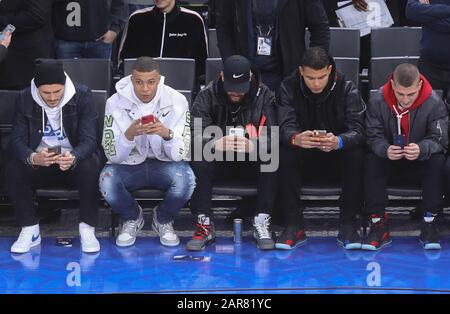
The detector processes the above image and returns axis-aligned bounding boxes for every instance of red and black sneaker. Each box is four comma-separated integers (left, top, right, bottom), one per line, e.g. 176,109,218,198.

186,215,215,251
275,226,306,250
362,213,392,251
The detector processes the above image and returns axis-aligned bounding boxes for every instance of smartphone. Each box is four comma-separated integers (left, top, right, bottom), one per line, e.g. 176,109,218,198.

229,127,245,137
55,238,73,247
393,134,405,149
48,145,62,155
172,255,211,262
0,24,16,41
313,130,327,137
141,114,155,125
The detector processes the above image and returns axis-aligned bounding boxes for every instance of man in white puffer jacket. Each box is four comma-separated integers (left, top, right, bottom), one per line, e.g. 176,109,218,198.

100,57,195,248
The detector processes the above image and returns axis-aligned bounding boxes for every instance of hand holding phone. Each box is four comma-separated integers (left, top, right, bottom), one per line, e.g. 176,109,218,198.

229,127,245,138
0,24,15,41
140,114,155,125
393,134,405,149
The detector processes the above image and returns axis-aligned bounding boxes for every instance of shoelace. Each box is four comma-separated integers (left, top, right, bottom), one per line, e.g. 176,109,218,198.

157,221,175,236
122,219,140,236
254,217,271,239
194,223,211,237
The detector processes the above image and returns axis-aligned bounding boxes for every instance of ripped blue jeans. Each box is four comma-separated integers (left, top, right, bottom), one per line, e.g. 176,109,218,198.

99,159,196,224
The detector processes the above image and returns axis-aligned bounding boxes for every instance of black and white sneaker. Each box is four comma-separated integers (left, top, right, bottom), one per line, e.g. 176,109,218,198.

252,213,275,250
337,224,362,250
420,213,441,250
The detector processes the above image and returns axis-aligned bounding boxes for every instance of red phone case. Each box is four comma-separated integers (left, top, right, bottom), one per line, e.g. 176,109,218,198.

141,115,155,124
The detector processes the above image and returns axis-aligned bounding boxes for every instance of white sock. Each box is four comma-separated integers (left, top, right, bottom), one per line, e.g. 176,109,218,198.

255,213,270,223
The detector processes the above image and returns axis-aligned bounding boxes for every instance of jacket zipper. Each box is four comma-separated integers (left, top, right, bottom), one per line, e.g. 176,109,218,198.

159,12,167,58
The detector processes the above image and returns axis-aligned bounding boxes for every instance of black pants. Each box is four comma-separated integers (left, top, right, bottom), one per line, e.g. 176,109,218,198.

278,145,365,227
190,158,278,219
365,153,445,215
419,58,450,99
6,154,101,227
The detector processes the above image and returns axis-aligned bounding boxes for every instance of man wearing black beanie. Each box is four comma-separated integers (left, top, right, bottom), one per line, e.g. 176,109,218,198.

6,59,101,254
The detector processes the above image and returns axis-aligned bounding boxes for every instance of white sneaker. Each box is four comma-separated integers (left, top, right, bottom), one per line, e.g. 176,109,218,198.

116,206,144,247
11,224,41,254
79,222,100,253
152,207,179,247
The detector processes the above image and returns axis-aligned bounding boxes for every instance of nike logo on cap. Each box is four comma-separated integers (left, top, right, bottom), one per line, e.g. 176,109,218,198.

233,74,244,79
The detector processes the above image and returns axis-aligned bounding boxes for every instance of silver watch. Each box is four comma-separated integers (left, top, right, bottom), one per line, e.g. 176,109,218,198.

165,129,174,141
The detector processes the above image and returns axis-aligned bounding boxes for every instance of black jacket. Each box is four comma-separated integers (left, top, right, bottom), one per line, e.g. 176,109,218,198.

10,84,98,165
366,88,448,160
277,59,366,148
0,0,55,90
119,4,208,76
52,0,126,42
190,71,277,152
216,0,330,77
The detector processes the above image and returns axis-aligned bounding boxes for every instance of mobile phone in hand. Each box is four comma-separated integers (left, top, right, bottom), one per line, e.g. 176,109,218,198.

0,24,15,41
393,134,405,149
48,145,62,155
141,114,155,125
229,127,245,137
313,130,327,137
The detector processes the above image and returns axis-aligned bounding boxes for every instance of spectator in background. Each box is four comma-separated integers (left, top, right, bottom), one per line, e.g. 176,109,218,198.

406,0,450,99
7,59,101,254
119,0,208,77
0,0,54,90
0,30,12,63
364,63,447,251
216,0,330,91
52,0,126,60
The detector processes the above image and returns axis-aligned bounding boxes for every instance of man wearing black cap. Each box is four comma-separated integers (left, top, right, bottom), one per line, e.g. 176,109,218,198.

188,55,279,251
7,59,101,254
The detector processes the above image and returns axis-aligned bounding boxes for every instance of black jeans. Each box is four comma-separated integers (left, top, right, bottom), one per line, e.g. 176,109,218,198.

190,158,278,219
278,145,365,227
365,152,445,216
6,154,101,227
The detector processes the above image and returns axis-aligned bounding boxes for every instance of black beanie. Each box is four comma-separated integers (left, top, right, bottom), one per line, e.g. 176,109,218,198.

34,59,66,87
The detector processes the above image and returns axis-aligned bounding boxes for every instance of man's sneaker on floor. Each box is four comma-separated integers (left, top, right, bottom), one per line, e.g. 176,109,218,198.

186,214,215,251
11,224,41,254
275,225,306,250
152,207,180,247
79,222,100,253
361,213,391,251
420,212,441,250
116,206,144,247
337,224,362,250
252,213,275,250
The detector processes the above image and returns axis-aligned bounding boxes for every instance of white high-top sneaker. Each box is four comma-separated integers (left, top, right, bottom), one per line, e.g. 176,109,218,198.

152,207,179,247
79,222,100,253
11,224,41,254
116,206,144,247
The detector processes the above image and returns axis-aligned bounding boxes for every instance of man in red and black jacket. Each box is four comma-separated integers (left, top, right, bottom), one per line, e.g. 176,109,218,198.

277,47,366,251
365,63,448,251
188,55,278,252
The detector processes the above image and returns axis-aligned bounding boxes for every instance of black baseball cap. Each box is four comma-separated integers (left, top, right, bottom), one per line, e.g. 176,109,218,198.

223,55,251,93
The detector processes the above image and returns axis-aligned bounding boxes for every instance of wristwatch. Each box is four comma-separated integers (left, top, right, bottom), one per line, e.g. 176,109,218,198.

164,129,174,141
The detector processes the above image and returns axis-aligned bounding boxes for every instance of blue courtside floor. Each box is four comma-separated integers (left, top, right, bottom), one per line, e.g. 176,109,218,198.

0,236,449,294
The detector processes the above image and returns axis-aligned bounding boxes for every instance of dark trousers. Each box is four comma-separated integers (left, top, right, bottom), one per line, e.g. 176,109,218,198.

419,58,450,99
278,145,365,227
365,153,445,215
6,154,101,227
190,158,278,219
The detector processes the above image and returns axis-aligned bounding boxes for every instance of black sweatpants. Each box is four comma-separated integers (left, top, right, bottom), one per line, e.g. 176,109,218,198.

278,145,365,227
365,152,445,216
190,158,278,219
6,154,101,227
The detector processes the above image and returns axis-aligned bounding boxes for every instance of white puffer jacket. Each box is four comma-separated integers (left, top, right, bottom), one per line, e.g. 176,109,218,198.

102,75,190,165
